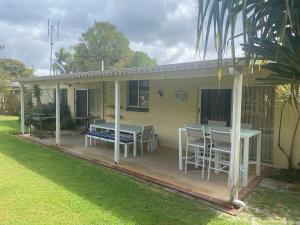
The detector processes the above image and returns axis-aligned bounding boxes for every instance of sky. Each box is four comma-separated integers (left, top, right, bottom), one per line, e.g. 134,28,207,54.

0,0,241,76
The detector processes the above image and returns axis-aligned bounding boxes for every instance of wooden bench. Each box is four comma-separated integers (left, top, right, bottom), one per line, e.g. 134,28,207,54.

85,131,134,159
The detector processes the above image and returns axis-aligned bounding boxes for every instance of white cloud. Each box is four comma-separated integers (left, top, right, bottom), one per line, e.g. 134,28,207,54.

0,0,244,74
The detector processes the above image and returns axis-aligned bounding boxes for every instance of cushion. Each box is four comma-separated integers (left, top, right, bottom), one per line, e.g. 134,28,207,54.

86,131,133,144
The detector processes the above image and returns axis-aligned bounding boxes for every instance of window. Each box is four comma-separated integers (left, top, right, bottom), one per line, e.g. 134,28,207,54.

127,80,149,112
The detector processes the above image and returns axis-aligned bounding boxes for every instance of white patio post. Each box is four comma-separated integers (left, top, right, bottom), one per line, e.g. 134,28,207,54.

229,71,243,202
20,84,25,134
55,83,60,145
114,80,120,164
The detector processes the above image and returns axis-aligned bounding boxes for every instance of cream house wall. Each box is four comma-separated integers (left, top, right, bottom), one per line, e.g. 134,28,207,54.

103,76,235,148
272,101,300,168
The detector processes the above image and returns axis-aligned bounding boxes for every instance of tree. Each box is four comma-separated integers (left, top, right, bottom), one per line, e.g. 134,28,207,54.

72,21,131,72
196,0,300,169
125,51,156,68
53,48,71,75
58,21,156,73
0,66,9,93
0,58,33,79
0,58,33,114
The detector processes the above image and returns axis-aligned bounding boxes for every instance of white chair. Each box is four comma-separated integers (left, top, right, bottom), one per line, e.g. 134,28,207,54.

185,126,207,179
207,127,231,183
137,125,153,156
208,120,227,127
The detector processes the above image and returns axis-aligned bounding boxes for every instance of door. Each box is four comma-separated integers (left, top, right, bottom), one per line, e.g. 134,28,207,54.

75,89,88,118
200,89,232,126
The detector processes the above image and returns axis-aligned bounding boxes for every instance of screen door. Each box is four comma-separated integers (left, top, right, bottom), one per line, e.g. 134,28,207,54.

75,89,88,118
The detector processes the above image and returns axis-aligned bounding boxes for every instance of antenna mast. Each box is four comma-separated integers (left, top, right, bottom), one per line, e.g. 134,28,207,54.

48,19,59,75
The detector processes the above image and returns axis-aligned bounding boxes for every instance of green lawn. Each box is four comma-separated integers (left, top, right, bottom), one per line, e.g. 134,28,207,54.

0,115,299,225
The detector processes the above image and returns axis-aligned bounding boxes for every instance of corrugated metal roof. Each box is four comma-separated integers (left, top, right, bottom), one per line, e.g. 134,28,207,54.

18,59,242,83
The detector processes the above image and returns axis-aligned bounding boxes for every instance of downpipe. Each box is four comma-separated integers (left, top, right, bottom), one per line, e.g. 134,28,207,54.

232,199,246,209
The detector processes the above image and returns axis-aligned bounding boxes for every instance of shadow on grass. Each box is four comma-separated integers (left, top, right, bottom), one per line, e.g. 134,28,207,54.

0,132,220,225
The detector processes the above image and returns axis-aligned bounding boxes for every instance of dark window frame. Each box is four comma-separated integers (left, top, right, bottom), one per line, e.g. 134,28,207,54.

127,80,149,112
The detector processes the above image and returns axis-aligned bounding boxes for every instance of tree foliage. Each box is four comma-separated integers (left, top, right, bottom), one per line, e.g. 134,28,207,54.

52,48,71,75
125,51,156,68
197,0,300,78
0,58,33,114
0,58,33,79
0,58,33,94
55,22,155,73
73,22,131,71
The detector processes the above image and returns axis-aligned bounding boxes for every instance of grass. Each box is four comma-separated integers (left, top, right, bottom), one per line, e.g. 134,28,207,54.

0,115,299,224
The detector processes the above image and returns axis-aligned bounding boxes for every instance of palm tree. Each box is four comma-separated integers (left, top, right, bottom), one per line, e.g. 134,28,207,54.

196,0,300,169
53,48,71,75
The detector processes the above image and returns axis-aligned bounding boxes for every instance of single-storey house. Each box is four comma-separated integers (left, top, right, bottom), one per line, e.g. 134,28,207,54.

17,59,300,208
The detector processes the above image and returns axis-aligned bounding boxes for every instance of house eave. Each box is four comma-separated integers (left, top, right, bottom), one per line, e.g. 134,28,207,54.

17,59,246,85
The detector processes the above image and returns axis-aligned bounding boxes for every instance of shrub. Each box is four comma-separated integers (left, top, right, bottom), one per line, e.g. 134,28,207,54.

33,102,76,130
5,92,20,115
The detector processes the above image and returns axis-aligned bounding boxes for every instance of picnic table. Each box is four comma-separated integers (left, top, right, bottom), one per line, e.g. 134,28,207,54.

75,115,101,133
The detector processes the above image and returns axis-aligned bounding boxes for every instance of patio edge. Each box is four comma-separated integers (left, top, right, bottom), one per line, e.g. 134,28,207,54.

17,133,268,216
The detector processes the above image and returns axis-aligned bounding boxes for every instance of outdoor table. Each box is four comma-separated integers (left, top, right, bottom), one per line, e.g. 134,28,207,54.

76,115,101,133
178,124,261,187
29,113,56,138
90,122,143,157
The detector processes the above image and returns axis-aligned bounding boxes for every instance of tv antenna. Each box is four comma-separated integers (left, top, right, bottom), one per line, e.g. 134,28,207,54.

48,19,59,75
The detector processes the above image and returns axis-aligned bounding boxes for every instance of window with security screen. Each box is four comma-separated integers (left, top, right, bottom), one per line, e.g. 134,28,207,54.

127,80,149,112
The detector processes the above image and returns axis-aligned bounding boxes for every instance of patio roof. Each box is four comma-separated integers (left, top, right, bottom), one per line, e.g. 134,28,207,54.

18,59,245,84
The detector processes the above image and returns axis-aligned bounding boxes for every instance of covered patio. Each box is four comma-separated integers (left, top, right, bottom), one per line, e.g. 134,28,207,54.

20,130,262,205
18,59,271,206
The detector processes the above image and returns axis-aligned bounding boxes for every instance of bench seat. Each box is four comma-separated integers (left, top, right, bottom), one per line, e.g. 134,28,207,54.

85,131,134,158
86,131,134,143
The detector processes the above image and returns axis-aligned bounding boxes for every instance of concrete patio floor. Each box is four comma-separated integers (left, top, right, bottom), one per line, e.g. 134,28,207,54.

20,130,261,204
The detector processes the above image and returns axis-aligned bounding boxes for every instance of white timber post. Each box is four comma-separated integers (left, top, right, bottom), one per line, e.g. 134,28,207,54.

20,84,25,134
229,71,243,202
55,83,60,145
114,80,120,164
